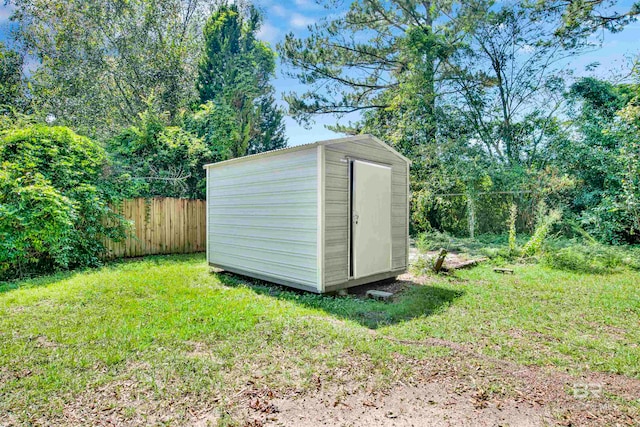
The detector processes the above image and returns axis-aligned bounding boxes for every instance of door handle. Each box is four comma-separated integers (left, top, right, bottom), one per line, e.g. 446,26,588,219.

353,213,359,225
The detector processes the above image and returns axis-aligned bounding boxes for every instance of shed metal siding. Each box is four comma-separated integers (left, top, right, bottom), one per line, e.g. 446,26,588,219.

323,138,409,287
207,148,319,290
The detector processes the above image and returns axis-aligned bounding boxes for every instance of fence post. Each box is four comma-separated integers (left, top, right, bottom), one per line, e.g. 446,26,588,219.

466,191,476,240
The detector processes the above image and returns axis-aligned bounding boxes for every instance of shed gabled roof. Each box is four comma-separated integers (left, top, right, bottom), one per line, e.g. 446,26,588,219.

203,134,411,169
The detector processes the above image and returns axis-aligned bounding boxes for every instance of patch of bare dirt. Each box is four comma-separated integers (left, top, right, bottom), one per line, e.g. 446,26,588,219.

235,356,640,427
232,324,640,427
241,382,547,427
346,277,415,298
35,335,59,349
344,271,444,297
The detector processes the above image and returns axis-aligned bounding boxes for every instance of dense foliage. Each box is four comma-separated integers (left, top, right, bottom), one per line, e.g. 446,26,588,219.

0,42,26,113
196,3,286,158
558,77,640,243
0,2,288,279
104,4,287,202
0,126,126,279
281,0,640,243
108,106,212,199
8,0,220,140
0,0,639,281
7,0,287,153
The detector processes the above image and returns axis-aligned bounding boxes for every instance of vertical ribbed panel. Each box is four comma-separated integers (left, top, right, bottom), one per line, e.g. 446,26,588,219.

323,137,409,287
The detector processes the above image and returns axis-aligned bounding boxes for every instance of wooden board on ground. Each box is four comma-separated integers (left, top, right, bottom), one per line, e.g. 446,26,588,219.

422,251,487,272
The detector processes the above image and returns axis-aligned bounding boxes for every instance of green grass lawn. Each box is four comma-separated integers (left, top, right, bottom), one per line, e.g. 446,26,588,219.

1,254,639,425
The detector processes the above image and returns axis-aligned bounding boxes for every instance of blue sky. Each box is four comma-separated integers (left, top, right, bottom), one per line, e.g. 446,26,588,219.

252,0,353,145
1,0,639,146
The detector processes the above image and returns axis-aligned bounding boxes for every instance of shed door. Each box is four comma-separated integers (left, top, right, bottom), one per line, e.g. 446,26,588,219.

351,160,392,279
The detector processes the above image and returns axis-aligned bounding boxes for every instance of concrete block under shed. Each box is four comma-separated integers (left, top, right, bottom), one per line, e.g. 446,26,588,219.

366,290,394,301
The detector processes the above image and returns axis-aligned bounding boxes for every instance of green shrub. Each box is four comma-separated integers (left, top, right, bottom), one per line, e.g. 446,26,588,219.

522,208,562,256
541,244,640,274
415,231,520,260
0,125,126,280
508,203,519,255
108,113,211,199
411,189,468,236
410,254,437,276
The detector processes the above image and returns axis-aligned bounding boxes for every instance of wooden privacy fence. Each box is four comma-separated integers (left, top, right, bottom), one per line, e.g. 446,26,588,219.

104,197,206,258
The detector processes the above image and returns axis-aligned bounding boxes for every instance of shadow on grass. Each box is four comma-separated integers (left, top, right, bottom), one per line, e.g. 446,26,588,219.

0,270,82,294
216,272,463,329
0,253,206,294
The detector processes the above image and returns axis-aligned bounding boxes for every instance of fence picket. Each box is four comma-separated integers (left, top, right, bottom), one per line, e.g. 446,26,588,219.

103,197,206,258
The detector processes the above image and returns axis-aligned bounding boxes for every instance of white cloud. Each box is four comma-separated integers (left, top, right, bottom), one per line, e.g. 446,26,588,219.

293,0,322,10
325,10,348,21
270,4,287,17
23,55,40,74
257,22,281,44
521,44,534,53
0,4,15,22
290,13,315,29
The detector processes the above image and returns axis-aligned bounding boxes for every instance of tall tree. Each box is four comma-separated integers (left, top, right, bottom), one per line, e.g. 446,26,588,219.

279,0,492,235
0,42,26,112
8,0,217,140
248,94,287,155
283,0,425,142
280,0,499,237
532,0,640,36
444,4,579,166
280,0,487,153
556,75,640,243
196,3,286,158
281,0,638,162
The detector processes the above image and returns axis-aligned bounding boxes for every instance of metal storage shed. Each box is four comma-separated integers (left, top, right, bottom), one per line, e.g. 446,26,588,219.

204,134,411,293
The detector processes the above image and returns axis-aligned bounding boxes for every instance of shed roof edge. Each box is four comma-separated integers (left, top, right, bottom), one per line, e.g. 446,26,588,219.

202,134,411,169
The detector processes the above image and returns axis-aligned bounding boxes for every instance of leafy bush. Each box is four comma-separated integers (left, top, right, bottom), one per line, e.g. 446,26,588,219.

579,194,640,245
108,107,212,199
560,77,640,244
508,203,518,255
541,244,640,274
415,231,520,260
184,101,240,162
412,190,469,236
521,208,562,256
415,227,640,275
0,125,126,279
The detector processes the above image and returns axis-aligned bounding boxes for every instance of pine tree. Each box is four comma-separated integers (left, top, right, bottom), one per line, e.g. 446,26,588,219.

197,3,286,158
